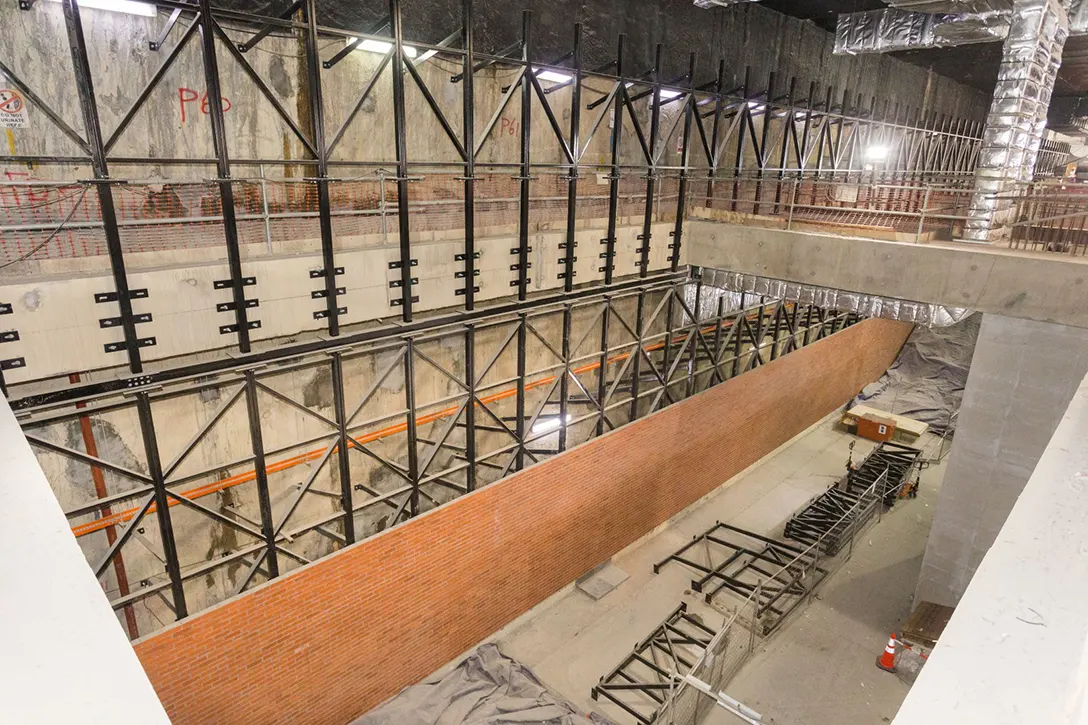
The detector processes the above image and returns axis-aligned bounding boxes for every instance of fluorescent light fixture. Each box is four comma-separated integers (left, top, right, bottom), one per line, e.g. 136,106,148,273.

347,37,418,58
659,89,682,100
747,101,766,114
531,414,573,434
535,69,572,84
44,0,156,16
865,145,889,161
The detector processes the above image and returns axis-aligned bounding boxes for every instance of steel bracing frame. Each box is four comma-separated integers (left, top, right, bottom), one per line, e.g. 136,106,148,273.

0,0,995,387
0,0,968,637
18,270,861,635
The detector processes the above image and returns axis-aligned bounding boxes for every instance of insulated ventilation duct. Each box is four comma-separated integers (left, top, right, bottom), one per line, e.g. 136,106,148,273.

835,7,1010,54
965,0,1068,241
697,269,972,327
693,0,759,7
885,0,1013,12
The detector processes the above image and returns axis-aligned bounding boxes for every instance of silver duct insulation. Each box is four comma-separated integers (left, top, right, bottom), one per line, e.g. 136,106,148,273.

1069,0,1088,33
834,8,1010,54
692,0,759,8
886,0,1013,13
964,0,1068,242
694,269,972,327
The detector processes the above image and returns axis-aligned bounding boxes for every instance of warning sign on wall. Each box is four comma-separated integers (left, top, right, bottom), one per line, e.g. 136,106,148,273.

0,89,29,129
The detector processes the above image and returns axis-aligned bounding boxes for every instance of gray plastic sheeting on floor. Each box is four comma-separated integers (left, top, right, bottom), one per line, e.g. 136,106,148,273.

350,644,615,725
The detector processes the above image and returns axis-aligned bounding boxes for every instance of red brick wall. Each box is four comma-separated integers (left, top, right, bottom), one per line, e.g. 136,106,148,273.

134,318,911,725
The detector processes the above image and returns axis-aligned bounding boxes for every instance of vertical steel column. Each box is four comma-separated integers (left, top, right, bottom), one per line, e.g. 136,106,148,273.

136,393,186,618
513,12,532,472
671,53,696,272
462,1,478,492
596,298,610,436
710,296,725,386
515,313,527,470
197,0,252,352
62,0,143,373
774,77,796,212
517,11,532,301
465,323,477,491
462,0,477,310
638,44,663,278
662,288,675,399
769,303,782,360
602,35,625,285
562,24,582,292
390,0,415,319
686,277,702,397
330,352,354,544
244,370,279,577
705,59,725,206
404,339,420,515
753,71,775,215
732,67,751,212
732,305,743,377
303,0,341,333
814,85,832,191
558,304,572,452
628,290,645,421
834,89,848,181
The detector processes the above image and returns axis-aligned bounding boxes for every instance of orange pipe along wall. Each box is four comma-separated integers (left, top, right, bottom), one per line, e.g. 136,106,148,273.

133,317,913,725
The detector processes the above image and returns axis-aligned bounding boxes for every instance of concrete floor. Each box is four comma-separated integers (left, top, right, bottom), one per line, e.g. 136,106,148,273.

476,413,948,725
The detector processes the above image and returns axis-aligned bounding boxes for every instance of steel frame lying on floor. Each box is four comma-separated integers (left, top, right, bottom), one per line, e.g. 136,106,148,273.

591,603,718,725
843,440,923,506
654,521,827,635
784,441,921,555
783,486,875,557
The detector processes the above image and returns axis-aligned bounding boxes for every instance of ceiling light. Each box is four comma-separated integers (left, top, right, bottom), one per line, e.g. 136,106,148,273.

531,414,573,434
659,89,682,100
44,0,156,16
347,38,418,58
865,145,889,161
535,69,572,84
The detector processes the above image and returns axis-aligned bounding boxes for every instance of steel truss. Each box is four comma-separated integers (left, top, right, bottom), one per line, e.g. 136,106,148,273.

654,522,827,636
591,603,718,725
784,441,922,555
843,440,923,506
0,0,992,390
17,268,863,636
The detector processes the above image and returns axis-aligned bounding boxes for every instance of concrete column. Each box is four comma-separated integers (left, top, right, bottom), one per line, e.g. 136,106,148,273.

896,368,1088,724
963,0,1068,243
0,395,170,722
914,314,1088,608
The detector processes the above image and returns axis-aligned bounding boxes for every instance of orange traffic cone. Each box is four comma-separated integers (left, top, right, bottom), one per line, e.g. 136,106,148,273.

876,633,898,672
